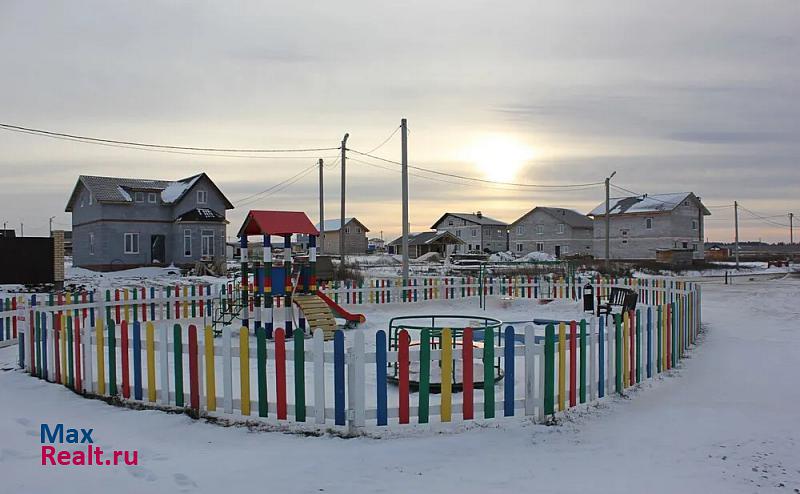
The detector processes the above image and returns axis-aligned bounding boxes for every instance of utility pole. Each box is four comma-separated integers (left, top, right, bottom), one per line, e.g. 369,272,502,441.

789,212,794,245
340,133,349,266
20,222,23,237
604,171,616,269
401,118,409,282
318,158,324,255
49,216,55,236
734,201,740,268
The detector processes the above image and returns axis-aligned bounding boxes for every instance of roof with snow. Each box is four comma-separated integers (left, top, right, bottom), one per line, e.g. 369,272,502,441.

588,192,711,217
316,217,370,233
388,231,464,246
431,212,508,229
511,207,593,228
175,208,226,222
65,173,233,211
238,210,319,237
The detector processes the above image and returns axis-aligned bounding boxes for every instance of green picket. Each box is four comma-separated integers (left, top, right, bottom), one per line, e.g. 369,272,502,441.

483,327,495,419
257,327,268,417
173,324,183,407
544,323,555,416
294,329,306,422
418,329,431,423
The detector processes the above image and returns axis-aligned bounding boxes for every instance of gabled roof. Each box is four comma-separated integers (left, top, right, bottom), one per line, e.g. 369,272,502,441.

238,210,319,237
588,192,711,217
389,231,465,246
431,212,507,229
511,207,593,229
316,217,370,233
65,173,234,212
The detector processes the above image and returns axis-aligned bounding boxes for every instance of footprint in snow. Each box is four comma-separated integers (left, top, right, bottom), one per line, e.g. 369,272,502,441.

174,473,198,490
127,465,158,482
15,417,31,427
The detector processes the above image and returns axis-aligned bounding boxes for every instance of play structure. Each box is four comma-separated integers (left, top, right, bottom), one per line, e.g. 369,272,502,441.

213,210,365,339
387,315,504,391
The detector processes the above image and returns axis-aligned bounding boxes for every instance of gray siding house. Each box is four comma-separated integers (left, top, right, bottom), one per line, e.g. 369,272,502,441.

588,192,710,260
316,217,369,255
509,207,593,258
431,212,508,254
65,173,233,271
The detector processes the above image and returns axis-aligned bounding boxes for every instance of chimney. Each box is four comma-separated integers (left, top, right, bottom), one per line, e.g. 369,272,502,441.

476,211,482,219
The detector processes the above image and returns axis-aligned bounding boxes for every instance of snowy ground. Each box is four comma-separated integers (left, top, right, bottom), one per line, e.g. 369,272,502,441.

1,279,799,492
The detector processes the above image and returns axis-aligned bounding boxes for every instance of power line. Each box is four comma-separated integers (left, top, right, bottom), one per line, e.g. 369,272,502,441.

348,149,605,189
362,125,401,155
738,205,794,228
235,164,318,206
0,122,339,153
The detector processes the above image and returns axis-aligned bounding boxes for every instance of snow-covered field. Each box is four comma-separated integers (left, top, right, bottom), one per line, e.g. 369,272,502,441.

1,278,799,492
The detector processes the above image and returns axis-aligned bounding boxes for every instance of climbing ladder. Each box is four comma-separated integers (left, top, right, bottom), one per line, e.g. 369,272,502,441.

292,294,337,340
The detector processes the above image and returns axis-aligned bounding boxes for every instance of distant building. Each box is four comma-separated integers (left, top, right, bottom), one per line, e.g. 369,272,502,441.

431,211,508,254
588,192,710,261
509,207,593,258
0,229,15,239
65,173,233,271
388,231,464,259
316,217,369,255
368,237,386,253
705,244,731,261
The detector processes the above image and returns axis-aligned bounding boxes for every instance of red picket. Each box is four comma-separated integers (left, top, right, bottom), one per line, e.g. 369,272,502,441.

188,325,199,411
398,330,410,424
569,320,577,407
74,316,82,392
275,328,287,420
463,328,474,420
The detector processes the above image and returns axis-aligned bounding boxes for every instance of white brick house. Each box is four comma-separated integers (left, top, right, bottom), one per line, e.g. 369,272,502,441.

509,207,593,258
588,192,710,260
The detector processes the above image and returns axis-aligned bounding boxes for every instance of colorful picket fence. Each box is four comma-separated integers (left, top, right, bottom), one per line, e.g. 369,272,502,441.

15,279,702,432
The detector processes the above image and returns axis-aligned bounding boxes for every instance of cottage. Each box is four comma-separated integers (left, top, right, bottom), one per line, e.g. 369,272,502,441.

316,217,369,255
588,192,710,260
509,207,593,258
431,211,508,254
388,231,464,259
65,173,233,271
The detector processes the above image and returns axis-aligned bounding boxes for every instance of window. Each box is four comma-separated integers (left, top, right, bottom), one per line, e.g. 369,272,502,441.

691,219,698,230
183,229,192,257
645,217,653,229
562,245,569,254
692,243,698,251
135,191,145,203
536,242,544,252
456,230,462,238
557,223,565,234
448,220,453,226
148,192,157,203
89,233,95,255
471,228,477,237
201,230,214,257
124,233,139,254
536,224,544,235
682,241,689,249
516,243,523,252
621,229,629,237
356,227,361,233
344,227,350,234
516,225,524,235
88,193,93,206
197,190,207,204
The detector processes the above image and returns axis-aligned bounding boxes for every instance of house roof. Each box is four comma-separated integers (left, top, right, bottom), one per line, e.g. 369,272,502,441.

175,208,227,222
389,231,465,246
65,173,234,212
316,217,369,233
511,207,593,229
431,212,507,229
588,192,711,217
238,210,319,237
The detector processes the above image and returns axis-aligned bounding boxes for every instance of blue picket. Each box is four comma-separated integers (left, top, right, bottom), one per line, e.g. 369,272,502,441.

334,331,346,426
133,321,143,400
503,326,515,417
375,330,388,426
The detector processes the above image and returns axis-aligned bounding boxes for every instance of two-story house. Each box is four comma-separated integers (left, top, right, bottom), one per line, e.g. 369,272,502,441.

65,173,233,271
431,212,508,254
316,217,369,255
588,192,710,260
509,207,593,258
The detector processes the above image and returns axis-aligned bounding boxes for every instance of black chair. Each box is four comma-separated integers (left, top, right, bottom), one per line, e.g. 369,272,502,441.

597,287,638,320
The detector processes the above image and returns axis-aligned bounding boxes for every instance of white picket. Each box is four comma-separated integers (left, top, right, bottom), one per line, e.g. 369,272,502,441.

352,331,366,428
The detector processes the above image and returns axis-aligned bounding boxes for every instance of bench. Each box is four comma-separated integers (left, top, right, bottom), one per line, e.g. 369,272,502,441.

596,287,638,320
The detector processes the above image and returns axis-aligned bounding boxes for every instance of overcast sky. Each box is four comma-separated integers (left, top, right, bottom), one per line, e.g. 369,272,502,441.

1,1,798,242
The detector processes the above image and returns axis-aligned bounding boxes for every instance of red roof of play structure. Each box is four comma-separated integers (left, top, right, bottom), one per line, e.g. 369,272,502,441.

237,210,319,237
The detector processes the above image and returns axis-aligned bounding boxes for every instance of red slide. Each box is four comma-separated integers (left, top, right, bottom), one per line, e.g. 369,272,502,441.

315,291,366,324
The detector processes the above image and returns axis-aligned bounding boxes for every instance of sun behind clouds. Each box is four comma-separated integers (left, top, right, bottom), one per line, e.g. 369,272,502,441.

462,135,536,182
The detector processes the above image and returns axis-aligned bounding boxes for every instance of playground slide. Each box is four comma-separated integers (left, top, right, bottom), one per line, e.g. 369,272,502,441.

315,291,366,324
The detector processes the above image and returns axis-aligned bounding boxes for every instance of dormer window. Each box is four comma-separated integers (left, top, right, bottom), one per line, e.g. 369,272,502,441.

135,191,145,203
197,190,207,204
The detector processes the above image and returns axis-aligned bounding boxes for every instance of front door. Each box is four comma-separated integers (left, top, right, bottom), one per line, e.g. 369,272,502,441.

151,235,165,264
554,245,561,258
